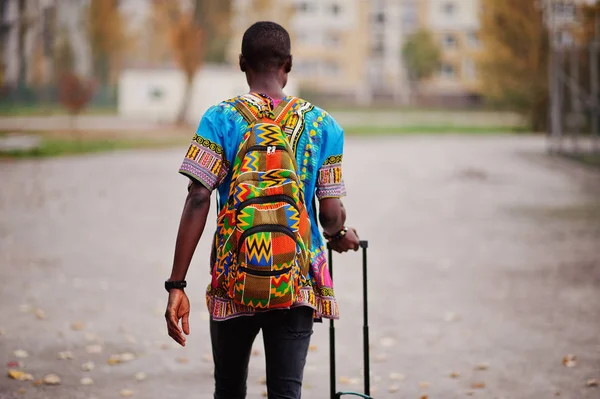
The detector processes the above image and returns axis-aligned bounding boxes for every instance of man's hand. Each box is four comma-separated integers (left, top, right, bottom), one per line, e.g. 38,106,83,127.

165,289,190,346
329,227,360,253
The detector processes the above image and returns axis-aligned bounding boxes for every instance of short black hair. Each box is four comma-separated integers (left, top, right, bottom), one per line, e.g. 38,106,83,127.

241,21,291,72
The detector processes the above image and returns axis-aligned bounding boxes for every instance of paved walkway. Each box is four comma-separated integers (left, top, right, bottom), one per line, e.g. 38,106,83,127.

0,135,599,398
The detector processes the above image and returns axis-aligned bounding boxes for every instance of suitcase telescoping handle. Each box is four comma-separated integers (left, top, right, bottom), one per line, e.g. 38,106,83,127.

328,240,372,399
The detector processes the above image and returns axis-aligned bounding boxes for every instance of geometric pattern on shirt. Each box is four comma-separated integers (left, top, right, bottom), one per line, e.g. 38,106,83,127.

316,157,346,199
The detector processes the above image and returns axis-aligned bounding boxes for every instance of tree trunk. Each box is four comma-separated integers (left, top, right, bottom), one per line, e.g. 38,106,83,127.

17,0,27,88
176,78,193,125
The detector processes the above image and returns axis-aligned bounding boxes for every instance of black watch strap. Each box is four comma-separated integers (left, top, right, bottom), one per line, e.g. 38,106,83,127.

165,280,187,292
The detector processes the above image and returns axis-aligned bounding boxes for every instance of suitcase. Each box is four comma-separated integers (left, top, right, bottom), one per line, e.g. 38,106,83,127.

328,240,373,399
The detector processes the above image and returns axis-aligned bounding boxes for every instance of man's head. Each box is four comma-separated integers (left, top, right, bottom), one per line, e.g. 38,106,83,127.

240,21,292,76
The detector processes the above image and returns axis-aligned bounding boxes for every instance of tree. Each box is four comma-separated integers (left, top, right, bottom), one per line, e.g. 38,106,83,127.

402,29,441,102
87,0,128,87
169,10,204,124
478,0,549,131
58,73,95,130
54,28,75,79
193,0,232,63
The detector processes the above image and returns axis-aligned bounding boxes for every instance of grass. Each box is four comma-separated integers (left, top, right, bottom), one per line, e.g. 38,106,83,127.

344,125,529,135
0,136,186,158
0,105,117,117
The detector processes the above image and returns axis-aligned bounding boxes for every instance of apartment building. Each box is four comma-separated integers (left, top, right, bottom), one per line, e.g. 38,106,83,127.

417,0,482,104
368,0,418,103
228,0,371,103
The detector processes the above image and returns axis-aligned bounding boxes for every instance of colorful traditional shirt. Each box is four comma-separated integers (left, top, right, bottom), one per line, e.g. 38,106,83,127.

179,93,346,321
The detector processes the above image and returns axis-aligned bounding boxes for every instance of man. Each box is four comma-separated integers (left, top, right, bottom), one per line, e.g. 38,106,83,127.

165,21,360,399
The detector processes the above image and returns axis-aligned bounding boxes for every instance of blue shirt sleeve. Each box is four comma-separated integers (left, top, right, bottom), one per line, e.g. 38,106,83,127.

316,115,347,199
178,105,233,191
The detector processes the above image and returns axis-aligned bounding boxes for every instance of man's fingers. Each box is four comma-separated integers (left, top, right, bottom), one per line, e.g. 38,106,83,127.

166,309,182,334
181,313,190,335
168,328,186,346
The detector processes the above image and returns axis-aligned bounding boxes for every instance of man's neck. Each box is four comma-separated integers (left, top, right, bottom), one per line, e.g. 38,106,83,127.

248,74,285,100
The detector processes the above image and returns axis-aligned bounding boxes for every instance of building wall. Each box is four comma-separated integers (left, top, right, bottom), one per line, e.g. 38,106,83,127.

118,66,299,124
228,0,370,102
419,0,482,98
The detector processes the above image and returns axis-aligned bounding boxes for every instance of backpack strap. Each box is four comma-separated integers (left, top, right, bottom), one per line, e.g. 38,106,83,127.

234,94,296,125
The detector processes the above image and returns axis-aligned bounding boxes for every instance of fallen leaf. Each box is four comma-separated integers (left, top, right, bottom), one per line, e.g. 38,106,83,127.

388,385,400,393
252,349,261,357
13,350,28,359
348,378,360,385
80,377,93,385
258,376,267,385
563,354,576,368
471,382,486,389
71,322,85,331
32,380,42,386
135,372,147,381
450,371,461,379
124,334,137,344
34,309,46,320
81,361,95,371
159,343,170,350
7,361,21,368
19,304,32,313
374,354,389,362
108,353,135,365
202,353,212,362
57,351,73,360
0,328,5,335
86,344,103,354
120,389,134,397
84,332,97,342
475,362,489,371
419,381,430,389
8,370,33,381
379,337,396,348
339,376,350,384
389,372,406,381
587,379,598,387
120,352,136,362
554,391,561,396
43,373,61,385
420,395,429,399
308,344,318,352
444,312,461,322
466,391,475,396
17,388,26,394
176,357,189,364
261,391,268,397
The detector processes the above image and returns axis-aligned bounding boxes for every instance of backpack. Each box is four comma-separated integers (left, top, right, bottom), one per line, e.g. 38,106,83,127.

212,94,312,309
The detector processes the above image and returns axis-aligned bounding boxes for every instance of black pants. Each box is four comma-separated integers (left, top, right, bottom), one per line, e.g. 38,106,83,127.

211,306,314,399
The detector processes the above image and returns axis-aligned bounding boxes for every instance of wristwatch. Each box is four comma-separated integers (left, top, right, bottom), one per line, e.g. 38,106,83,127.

164,280,187,292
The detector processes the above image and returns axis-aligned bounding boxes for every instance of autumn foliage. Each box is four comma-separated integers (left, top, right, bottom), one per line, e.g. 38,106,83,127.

169,13,204,85
477,0,549,131
58,73,95,116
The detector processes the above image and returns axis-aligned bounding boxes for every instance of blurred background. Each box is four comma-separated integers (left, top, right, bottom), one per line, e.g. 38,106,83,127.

1,1,600,399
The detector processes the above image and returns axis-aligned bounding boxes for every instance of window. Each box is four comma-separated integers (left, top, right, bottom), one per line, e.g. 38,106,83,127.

441,63,456,79
331,2,341,15
322,61,340,76
324,31,341,47
372,41,385,56
296,1,313,13
443,33,457,48
467,31,479,48
442,2,456,16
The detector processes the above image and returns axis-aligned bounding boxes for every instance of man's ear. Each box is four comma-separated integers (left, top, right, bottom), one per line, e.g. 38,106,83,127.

239,54,247,72
284,55,293,73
